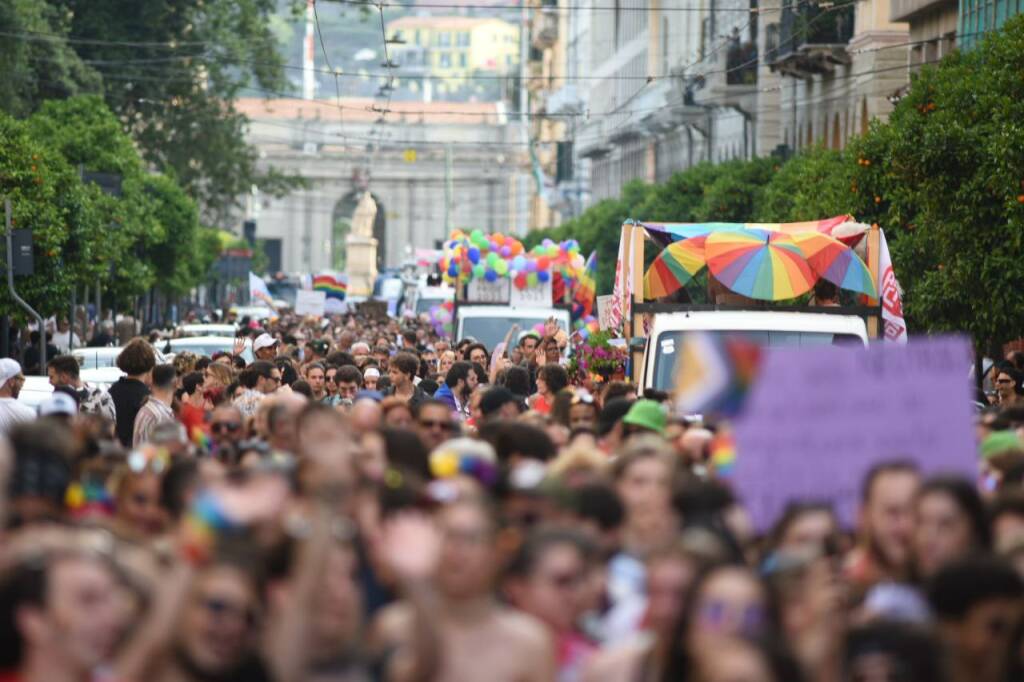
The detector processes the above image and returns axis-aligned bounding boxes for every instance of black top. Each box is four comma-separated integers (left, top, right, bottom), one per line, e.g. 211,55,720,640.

109,377,150,447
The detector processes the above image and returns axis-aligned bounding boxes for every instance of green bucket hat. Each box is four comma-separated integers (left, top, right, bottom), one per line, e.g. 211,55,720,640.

622,399,668,435
981,430,1024,460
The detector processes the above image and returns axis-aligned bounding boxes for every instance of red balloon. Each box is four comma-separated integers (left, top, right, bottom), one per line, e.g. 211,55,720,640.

514,273,528,289
537,256,551,271
461,261,472,273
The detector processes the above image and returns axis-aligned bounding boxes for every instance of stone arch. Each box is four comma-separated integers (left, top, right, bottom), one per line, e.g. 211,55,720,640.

331,191,388,271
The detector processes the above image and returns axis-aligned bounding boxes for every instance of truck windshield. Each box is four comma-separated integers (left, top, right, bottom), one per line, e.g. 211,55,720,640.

651,329,863,390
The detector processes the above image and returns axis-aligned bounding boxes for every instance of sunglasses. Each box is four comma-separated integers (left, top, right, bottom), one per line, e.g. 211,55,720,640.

571,392,595,405
419,419,453,431
211,421,241,434
697,599,766,636
200,596,257,627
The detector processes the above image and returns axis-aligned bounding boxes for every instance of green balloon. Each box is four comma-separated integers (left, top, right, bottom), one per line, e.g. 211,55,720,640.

495,260,509,275
527,272,539,287
472,264,486,279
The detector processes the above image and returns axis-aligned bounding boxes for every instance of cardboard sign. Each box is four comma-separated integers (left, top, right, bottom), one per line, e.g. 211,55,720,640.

466,278,511,304
294,289,326,317
732,336,977,531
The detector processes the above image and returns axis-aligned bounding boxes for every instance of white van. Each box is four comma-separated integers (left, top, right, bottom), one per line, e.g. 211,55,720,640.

640,310,869,391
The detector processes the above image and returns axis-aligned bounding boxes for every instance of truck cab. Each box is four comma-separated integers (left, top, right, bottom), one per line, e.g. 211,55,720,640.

640,309,869,392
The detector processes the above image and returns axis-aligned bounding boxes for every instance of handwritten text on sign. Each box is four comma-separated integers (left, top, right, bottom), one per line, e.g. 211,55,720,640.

732,336,976,531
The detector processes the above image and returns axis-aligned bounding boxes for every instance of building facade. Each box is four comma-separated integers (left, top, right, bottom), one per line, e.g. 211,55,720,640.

525,0,913,219
385,16,520,93
235,98,529,273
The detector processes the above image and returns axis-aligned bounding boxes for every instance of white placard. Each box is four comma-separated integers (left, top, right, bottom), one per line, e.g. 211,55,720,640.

597,295,614,329
466,278,511,303
510,278,553,307
294,289,326,317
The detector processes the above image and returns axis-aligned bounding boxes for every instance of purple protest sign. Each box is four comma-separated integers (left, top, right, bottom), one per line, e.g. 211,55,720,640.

732,336,977,532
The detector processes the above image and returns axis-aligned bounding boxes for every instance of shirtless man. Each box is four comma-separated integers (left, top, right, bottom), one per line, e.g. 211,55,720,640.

372,497,555,682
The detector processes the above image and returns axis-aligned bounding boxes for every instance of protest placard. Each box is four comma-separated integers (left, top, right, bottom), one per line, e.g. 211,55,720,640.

294,290,326,317
732,336,977,531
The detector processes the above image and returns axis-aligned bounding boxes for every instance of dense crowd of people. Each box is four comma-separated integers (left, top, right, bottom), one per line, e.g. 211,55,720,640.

0,310,1023,682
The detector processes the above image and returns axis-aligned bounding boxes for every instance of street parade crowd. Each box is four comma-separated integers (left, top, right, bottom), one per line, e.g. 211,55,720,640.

0,309,1023,682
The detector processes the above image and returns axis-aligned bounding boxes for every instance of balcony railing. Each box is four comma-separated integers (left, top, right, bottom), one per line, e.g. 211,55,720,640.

767,0,855,76
725,41,758,85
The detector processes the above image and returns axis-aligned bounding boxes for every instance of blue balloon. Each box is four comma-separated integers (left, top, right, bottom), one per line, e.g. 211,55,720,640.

512,255,527,271
537,269,550,283
468,247,481,264
447,262,459,277
484,269,498,282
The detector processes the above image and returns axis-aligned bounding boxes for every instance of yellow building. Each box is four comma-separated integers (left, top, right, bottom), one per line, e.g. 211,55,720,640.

385,16,519,89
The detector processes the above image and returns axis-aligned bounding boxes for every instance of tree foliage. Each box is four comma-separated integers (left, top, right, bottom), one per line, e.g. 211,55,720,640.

2,0,304,224
0,96,223,318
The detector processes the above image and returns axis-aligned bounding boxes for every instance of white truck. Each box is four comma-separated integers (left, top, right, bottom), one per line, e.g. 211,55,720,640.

639,309,869,391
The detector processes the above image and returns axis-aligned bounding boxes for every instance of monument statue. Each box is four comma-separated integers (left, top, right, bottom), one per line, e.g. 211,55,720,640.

345,191,379,296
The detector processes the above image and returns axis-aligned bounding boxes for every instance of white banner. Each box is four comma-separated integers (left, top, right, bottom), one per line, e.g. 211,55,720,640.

609,224,632,332
876,230,907,344
510,277,553,307
466,278,511,304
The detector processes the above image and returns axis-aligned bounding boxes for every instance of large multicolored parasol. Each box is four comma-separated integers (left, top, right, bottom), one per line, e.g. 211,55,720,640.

789,232,877,297
643,236,707,299
705,230,817,301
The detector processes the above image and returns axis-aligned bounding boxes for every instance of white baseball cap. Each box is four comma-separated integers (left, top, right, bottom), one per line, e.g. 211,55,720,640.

0,359,22,390
253,333,279,352
364,367,381,379
38,392,78,417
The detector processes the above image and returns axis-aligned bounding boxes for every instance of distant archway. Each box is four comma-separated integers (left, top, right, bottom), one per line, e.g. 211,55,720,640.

331,191,387,272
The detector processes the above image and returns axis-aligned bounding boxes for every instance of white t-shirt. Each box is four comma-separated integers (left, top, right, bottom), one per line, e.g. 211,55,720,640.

51,331,82,353
0,397,36,435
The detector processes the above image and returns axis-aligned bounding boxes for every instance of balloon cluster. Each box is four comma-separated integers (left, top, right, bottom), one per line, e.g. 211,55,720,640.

427,301,454,338
441,229,586,291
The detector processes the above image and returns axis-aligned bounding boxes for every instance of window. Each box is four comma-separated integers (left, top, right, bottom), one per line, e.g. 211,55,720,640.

438,32,451,46
456,31,470,46
458,51,467,67
439,52,452,67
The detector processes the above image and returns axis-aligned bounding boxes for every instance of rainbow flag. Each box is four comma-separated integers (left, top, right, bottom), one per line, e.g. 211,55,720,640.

709,430,737,477
674,331,762,417
573,251,597,320
313,273,347,300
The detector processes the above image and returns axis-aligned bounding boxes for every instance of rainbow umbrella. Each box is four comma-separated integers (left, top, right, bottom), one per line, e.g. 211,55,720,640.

790,232,877,297
706,230,816,301
644,237,707,299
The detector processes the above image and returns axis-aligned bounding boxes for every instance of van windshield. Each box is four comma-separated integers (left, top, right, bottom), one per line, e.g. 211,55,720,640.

460,316,567,350
416,297,447,315
650,329,862,390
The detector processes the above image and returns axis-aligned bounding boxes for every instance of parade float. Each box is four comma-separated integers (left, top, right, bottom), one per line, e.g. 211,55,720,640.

600,216,907,389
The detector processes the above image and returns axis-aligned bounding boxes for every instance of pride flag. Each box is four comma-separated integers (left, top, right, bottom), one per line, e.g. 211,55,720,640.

674,331,762,417
313,273,347,300
249,272,273,307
